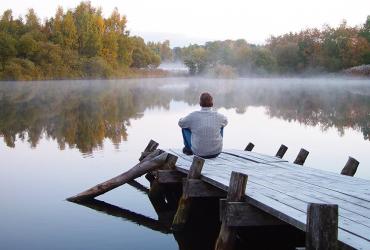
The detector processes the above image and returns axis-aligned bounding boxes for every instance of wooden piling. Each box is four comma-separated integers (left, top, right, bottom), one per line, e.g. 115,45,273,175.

215,171,248,250
148,154,179,215
139,139,159,161
67,149,165,201
306,203,338,250
244,142,255,151
171,156,205,231
275,144,288,158
140,140,160,183
148,178,168,215
341,157,359,177
294,148,309,165
67,149,176,202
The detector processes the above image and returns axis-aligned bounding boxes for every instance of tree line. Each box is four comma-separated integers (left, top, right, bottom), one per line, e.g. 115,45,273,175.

1,2,369,79
0,1,165,80
175,17,370,76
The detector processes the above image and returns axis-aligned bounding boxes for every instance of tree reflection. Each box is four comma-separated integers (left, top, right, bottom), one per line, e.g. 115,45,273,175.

0,78,369,153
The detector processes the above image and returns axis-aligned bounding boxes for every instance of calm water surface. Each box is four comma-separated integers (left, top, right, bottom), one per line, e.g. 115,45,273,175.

1,77,370,249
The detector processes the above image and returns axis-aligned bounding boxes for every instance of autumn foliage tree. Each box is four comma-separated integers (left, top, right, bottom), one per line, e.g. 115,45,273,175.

0,1,161,80
179,17,370,75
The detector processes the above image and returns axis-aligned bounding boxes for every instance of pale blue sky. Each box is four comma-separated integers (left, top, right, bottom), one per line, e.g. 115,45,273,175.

1,0,369,46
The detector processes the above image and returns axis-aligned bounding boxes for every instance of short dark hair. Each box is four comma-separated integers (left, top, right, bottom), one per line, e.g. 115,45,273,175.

199,92,213,107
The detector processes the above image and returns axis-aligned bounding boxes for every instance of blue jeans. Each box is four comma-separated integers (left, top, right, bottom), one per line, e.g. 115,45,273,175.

182,128,224,158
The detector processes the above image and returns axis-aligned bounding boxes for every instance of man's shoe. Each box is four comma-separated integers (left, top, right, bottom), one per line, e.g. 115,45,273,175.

182,147,193,155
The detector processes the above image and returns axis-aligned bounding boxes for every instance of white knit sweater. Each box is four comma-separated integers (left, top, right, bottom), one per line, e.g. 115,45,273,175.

178,107,228,156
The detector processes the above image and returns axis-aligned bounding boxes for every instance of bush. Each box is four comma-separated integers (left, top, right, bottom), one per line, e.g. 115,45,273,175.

207,64,237,78
81,57,113,78
2,58,39,80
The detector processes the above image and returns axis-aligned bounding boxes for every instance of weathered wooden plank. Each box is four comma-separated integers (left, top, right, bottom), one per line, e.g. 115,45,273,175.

306,203,338,250
219,149,366,186
168,149,370,249
175,163,370,249
265,166,370,202
269,161,370,186
220,153,370,201
67,150,172,201
184,179,226,197
210,155,370,219
205,160,369,236
242,172,370,226
247,181,370,237
202,159,370,226
176,150,370,219
223,151,363,187
240,181,370,241
248,171,370,220
175,167,370,247
223,149,287,163
156,170,185,183
219,200,285,227
177,153,370,212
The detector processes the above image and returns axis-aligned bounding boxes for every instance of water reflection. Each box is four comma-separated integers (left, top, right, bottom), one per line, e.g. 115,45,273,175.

0,77,370,154
1,77,369,249
74,199,172,234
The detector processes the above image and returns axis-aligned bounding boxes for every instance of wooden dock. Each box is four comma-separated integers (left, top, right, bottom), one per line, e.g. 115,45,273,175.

67,140,370,250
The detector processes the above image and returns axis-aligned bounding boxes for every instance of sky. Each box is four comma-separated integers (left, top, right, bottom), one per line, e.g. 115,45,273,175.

1,0,369,47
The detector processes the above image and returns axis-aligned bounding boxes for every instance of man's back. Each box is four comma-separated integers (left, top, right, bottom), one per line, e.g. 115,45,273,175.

178,107,228,156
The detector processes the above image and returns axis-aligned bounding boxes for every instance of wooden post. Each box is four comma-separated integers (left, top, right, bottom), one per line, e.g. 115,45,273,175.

341,157,359,177
171,156,205,231
306,203,338,250
276,144,288,158
148,178,168,215
139,139,159,161
294,148,309,165
215,171,248,250
67,150,175,202
244,142,255,151
148,154,179,215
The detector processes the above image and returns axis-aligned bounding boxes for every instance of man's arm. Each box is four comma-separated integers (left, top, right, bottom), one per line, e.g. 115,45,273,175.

220,114,228,127
178,113,193,128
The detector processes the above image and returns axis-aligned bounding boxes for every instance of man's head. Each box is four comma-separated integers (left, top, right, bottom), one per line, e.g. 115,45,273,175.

199,92,213,107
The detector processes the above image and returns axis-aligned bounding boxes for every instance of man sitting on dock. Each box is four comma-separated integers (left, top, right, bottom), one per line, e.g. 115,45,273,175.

178,92,228,158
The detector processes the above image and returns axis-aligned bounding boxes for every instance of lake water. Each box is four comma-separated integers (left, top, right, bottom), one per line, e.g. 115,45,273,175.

1,77,370,249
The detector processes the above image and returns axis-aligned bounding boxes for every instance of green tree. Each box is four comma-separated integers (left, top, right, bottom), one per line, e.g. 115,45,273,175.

25,9,40,31
117,35,132,66
61,11,78,49
130,36,160,68
0,2,164,80
50,6,64,45
17,33,39,59
0,32,16,66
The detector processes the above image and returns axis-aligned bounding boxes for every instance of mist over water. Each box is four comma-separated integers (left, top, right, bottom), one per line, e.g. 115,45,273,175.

1,76,370,249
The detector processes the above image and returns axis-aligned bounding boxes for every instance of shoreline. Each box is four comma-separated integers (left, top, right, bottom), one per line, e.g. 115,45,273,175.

1,70,369,82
